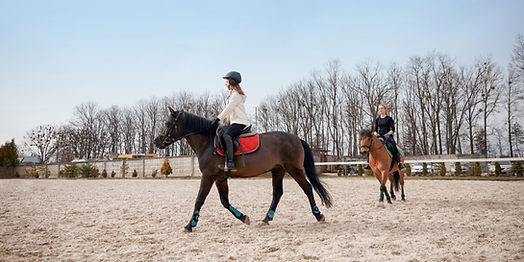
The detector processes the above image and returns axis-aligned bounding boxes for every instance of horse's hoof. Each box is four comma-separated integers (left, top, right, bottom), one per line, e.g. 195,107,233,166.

243,215,250,225
184,226,193,233
318,215,326,223
391,196,396,200
377,202,385,208
259,220,270,226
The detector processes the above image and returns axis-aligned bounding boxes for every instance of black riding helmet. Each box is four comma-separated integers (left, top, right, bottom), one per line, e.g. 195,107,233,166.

222,71,241,84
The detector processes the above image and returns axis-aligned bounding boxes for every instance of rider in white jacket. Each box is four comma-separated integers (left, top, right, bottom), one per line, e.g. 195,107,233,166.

218,88,248,126
211,71,248,172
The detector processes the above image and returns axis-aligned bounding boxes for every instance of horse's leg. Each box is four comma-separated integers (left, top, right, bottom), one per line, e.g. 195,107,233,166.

389,173,396,200
374,169,385,204
184,175,217,232
380,172,392,204
262,168,285,224
215,176,250,225
288,167,325,222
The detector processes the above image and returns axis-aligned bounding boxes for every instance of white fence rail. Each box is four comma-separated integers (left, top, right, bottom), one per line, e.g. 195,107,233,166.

314,157,524,166
315,157,524,176
16,156,524,178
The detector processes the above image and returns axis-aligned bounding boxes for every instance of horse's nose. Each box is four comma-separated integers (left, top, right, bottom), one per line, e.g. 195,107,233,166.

154,136,165,148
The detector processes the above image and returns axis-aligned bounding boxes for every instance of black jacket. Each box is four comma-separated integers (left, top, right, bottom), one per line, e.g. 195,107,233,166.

374,116,395,137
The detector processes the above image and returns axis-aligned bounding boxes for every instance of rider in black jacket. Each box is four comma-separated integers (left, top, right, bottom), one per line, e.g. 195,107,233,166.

365,104,405,171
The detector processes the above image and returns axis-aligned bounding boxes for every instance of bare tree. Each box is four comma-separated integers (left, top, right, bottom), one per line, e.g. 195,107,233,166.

145,97,162,154
276,88,301,135
295,80,318,144
387,63,404,144
341,73,365,157
402,85,420,155
354,61,391,128
24,125,57,163
104,105,122,154
441,63,465,154
70,102,104,159
319,60,344,158
507,35,524,157
406,56,431,154
511,34,524,76
478,58,502,156
121,108,137,154
461,64,484,154
134,100,149,154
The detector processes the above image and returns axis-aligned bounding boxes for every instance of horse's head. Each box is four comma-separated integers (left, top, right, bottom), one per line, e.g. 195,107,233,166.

154,106,184,149
358,129,373,155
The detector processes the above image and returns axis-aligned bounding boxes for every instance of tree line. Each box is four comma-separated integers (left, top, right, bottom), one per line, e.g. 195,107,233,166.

20,36,524,163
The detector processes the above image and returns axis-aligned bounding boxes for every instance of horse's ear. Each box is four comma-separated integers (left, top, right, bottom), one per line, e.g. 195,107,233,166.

168,106,176,115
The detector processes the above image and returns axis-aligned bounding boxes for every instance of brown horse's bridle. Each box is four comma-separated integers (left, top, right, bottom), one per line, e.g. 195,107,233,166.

360,135,374,153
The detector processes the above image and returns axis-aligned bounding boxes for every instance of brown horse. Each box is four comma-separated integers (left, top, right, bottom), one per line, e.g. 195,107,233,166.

154,107,332,232
359,129,405,205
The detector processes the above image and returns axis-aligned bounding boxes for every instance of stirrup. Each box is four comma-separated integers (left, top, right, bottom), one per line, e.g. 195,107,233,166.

226,160,237,172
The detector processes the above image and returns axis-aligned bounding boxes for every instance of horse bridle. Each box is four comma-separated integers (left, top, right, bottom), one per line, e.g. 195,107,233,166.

162,112,182,145
360,134,374,152
162,111,206,145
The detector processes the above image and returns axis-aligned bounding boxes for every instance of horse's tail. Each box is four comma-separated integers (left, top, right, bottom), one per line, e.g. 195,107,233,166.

300,139,333,208
392,171,400,192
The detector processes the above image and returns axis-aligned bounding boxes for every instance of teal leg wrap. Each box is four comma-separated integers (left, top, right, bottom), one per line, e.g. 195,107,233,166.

190,210,200,227
228,205,242,218
267,210,275,219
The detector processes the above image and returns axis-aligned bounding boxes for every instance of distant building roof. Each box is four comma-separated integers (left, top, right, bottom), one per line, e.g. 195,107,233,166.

21,156,40,164
71,159,88,163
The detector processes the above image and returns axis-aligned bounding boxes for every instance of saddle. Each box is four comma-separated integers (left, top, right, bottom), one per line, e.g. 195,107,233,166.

214,126,261,157
378,137,404,171
378,137,404,158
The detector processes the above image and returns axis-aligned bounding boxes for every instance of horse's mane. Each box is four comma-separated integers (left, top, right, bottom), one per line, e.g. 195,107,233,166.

180,111,213,133
360,129,372,138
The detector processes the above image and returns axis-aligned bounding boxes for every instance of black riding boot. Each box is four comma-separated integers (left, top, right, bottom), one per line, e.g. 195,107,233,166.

395,154,405,170
224,136,237,172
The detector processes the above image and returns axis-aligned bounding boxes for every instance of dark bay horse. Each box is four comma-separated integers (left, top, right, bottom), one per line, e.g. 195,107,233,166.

154,107,332,232
359,129,405,206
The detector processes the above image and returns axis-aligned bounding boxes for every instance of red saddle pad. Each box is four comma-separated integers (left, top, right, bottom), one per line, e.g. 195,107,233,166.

215,134,260,156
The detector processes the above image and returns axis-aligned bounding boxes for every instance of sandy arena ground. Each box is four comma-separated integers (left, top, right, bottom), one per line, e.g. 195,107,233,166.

0,177,523,261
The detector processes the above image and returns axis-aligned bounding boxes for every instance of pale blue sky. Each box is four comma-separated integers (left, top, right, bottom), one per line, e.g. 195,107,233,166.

1,0,523,145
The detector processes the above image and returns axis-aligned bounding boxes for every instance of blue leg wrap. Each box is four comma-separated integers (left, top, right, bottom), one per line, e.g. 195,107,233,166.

228,205,242,218
312,205,320,214
267,210,275,219
191,210,200,227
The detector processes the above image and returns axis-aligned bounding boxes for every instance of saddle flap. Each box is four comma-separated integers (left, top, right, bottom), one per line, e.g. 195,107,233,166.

214,133,260,156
